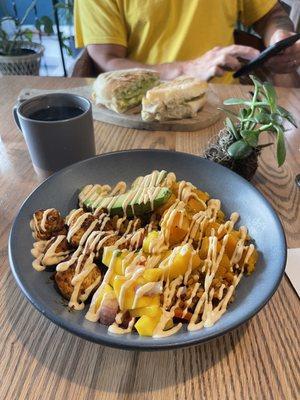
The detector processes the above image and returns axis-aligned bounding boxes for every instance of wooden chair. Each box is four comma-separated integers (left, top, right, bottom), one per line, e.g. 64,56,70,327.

71,48,99,78
281,0,300,32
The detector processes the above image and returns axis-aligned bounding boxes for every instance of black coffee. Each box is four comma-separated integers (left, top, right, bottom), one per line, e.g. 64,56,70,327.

28,106,84,121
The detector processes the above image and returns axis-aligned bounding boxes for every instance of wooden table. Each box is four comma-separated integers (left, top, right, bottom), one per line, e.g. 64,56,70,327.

0,77,299,400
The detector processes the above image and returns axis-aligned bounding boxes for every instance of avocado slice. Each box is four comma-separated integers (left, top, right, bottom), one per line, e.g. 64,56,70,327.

131,170,167,189
83,186,171,217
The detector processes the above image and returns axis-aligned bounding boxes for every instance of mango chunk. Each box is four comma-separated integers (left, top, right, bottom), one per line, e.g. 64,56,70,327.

135,314,161,336
130,305,162,318
102,247,131,285
102,246,120,267
113,275,135,310
143,268,162,282
135,294,160,309
113,275,161,310
143,230,159,254
94,283,113,311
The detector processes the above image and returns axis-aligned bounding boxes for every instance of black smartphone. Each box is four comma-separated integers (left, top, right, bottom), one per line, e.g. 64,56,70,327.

233,33,300,78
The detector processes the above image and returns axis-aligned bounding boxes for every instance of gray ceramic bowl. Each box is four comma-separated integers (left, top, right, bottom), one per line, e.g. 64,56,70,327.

9,150,286,350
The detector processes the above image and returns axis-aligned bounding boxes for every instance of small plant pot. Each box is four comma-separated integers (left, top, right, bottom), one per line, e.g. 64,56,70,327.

204,128,259,181
0,41,44,76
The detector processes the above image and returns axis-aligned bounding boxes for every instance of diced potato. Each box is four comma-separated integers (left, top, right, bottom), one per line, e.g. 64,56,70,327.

160,244,201,280
216,254,231,278
219,253,230,269
155,193,176,216
216,210,225,223
194,189,210,203
246,248,258,274
188,197,206,213
143,268,162,282
167,212,190,245
135,314,161,336
199,237,222,259
225,233,239,258
204,221,220,237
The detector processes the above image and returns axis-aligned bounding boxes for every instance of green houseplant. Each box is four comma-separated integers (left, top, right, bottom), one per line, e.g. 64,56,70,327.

204,75,297,180
0,0,54,75
0,0,72,75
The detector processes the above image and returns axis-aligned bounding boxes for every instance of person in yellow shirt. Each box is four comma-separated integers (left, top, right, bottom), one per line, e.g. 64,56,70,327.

74,0,299,84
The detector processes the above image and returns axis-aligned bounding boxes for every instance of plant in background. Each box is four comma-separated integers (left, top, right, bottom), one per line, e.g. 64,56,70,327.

0,0,54,55
55,0,74,25
53,0,74,56
204,75,297,180
0,0,73,56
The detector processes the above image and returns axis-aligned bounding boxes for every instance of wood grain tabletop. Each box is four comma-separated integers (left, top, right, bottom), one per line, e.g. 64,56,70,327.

0,76,299,400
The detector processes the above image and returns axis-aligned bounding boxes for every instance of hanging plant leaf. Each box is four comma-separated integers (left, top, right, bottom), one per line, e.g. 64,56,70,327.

240,130,260,147
227,140,253,160
277,105,298,127
270,113,283,125
275,126,286,167
22,29,33,42
250,75,263,88
223,98,248,106
240,107,252,119
225,117,240,140
263,82,277,113
36,16,54,35
218,107,238,119
253,110,271,124
257,142,274,149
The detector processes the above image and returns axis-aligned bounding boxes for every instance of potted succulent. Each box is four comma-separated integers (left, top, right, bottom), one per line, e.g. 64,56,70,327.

0,0,55,75
204,75,297,180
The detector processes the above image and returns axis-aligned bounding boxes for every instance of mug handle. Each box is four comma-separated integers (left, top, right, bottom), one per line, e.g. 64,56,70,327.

13,97,27,131
13,103,22,130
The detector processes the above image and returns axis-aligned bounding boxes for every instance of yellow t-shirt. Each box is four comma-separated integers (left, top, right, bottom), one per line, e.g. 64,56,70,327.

75,0,276,83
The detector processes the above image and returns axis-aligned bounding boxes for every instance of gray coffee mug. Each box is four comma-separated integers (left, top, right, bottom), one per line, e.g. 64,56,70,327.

14,93,96,179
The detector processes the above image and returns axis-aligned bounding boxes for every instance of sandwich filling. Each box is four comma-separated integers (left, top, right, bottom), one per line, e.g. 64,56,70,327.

141,77,208,122
114,76,160,113
92,69,160,114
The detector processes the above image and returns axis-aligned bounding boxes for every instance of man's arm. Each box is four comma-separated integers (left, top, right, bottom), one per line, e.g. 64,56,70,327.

87,43,259,81
253,2,294,46
253,2,300,78
87,44,182,80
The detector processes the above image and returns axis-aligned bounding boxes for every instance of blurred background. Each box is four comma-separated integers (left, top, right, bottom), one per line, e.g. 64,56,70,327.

0,0,78,76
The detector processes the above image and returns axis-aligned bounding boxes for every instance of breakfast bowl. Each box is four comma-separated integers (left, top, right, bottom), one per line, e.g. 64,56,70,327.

9,149,286,350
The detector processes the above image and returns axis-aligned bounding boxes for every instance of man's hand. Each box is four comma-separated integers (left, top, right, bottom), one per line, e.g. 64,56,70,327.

264,30,300,74
180,45,259,81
